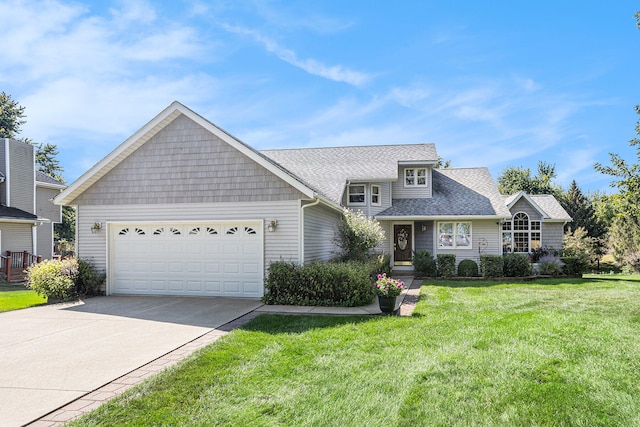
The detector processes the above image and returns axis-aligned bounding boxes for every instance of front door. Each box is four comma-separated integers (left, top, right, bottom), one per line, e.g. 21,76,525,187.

393,224,413,266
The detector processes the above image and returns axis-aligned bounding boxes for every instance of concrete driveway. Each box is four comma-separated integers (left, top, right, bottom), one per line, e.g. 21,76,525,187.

0,296,263,426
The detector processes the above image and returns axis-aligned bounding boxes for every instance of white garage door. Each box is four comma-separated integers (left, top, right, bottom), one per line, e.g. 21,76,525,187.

109,221,263,297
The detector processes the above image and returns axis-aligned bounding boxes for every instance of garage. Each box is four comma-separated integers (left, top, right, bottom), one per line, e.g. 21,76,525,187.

109,221,264,297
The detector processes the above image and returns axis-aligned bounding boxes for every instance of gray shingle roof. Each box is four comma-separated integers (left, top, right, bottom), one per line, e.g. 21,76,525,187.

260,144,438,203
36,171,65,186
503,192,571,220
0,206,37,220
376,168,512,218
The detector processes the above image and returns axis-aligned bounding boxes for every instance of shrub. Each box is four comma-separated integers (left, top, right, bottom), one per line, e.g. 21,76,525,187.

26,259,79,301
480,255,503,277
560,256,586,276
538,254,564,275
76,259,106,296
263,256,389,307
503,253,531,277
437,254,456,277
413,250,437,276
335,209,385,261
457,259,479,277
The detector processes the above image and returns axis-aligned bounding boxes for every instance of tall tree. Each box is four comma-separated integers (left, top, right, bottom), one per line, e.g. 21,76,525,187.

561,180,605,238
0,92,26,138
594,106,640,216
497,160,562,196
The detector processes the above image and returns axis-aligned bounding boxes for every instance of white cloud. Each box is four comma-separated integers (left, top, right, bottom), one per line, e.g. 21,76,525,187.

220,23,371,86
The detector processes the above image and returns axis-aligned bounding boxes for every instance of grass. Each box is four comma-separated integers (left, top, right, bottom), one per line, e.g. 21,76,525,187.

0,282,46,312
71,275,640,426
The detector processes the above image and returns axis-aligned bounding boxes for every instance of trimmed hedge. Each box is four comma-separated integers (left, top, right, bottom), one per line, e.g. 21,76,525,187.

437,254,456,277
414,250,437,276
480,255,503,278
263,256,390,307
457,259,479,277
503,253,531,277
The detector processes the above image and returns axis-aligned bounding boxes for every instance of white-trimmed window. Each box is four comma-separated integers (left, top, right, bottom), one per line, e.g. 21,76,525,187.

438,222,472,248
404,168,427,187
347,184,365,205
502,212,542,253
371,185,381,206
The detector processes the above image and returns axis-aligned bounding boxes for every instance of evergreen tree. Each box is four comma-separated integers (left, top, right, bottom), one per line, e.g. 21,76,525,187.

561,180,605,238
0,92,26,138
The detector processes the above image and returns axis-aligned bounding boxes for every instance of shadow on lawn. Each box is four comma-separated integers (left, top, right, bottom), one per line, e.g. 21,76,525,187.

421,277,599,288
0,282,29,292
240,313,382,335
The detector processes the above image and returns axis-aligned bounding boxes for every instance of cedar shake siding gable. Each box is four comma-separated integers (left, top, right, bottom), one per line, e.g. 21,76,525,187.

70,115,307,205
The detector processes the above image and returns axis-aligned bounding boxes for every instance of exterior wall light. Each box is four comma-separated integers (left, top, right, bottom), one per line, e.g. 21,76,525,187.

91,222,102,234
267,220,278,232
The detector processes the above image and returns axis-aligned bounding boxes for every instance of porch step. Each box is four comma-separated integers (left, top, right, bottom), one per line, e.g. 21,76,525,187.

391,269,414,276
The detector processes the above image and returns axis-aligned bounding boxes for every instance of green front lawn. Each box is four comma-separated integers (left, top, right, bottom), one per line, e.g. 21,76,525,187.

0,282,46,312
73,275,640,426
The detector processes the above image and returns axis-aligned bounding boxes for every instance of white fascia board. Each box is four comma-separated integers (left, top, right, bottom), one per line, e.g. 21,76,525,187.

36,182,67,190
397,161,438,166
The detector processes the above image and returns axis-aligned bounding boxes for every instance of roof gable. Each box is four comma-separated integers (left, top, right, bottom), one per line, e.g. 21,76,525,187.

504,191,571,221
55,102,315,206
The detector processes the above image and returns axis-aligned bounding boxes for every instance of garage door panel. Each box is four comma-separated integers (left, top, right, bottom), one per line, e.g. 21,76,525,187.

111,221,263,297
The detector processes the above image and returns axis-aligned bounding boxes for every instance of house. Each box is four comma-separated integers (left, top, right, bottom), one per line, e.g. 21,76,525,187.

54,102,570,298
0,139,66,268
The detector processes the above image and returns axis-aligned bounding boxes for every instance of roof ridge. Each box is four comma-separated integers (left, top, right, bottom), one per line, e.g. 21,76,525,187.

260,142,436,152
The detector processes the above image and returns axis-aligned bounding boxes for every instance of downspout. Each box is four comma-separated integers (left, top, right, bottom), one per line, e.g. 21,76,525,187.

299,197,322,264
32,224,38,256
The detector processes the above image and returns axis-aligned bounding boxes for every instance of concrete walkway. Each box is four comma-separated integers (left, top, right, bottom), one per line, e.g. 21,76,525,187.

19,278,421,426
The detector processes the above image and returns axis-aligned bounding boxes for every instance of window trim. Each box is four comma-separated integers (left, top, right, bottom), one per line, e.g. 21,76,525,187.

404,168,428,188
371,184,381,206
437,221,472,249
347,184,366,206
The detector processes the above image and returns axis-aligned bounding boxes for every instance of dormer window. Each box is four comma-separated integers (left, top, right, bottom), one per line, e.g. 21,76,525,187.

348,184,365,205
404,168,427,187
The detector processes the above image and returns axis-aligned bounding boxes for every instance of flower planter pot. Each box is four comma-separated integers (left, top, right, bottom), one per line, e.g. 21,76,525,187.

378,295,397,313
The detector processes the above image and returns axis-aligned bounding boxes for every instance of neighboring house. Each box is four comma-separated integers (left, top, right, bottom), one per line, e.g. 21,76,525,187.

54,102,570,298
0,139,66,261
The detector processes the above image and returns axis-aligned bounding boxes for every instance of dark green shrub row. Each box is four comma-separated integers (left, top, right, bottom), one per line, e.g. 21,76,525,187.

436,254,456,277
413,250,437,276
480,255,504,277
503,253,531,277
263,256,390,307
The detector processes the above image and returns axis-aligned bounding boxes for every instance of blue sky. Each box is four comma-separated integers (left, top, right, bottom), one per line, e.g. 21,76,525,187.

1,1,638,194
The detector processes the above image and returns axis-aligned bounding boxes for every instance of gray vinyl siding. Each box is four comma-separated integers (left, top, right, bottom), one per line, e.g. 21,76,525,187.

36,187,62,223
434,219,500,265
341,182,391,217
392,165,433,199
303,202,342,263
542,222,565,250
0,223,33,254
415,221,434,254
76,201,301,273
7,140,35,213
71,114,306,206
36,223,54,259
